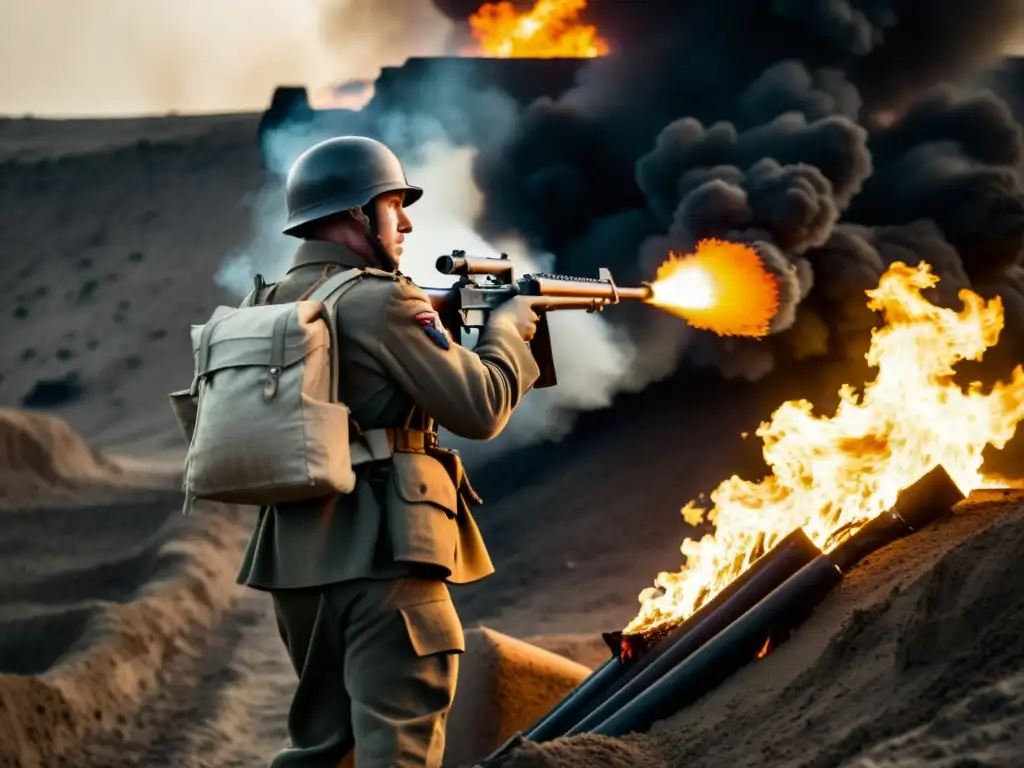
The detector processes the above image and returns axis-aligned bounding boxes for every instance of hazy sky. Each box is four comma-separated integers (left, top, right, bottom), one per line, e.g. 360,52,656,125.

0,0,454,117
2,0,1024,118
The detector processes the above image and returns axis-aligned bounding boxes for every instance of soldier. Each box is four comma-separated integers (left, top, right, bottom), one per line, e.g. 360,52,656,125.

235,136,542,768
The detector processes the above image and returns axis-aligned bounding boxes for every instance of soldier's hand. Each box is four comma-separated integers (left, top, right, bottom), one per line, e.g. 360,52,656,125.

489,296,542,341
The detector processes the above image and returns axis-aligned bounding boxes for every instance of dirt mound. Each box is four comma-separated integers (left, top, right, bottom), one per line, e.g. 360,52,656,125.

0,413,249,767
446,628,592,767
0,498,249,768
0,409,176,509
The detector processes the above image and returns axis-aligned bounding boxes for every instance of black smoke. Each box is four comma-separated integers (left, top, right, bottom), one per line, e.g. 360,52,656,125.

429,1,1024,384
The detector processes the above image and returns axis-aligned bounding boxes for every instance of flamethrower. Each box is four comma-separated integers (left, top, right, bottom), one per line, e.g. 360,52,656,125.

422,251,653,388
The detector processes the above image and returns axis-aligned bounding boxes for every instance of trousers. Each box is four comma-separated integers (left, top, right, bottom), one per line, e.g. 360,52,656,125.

268,577,464,768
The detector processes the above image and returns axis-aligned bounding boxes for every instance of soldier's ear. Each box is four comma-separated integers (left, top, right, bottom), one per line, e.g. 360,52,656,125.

347,207,371,229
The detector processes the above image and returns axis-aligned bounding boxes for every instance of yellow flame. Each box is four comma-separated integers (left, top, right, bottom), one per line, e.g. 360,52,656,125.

648,239,781,338
465,0,609,58
627,261,1024,635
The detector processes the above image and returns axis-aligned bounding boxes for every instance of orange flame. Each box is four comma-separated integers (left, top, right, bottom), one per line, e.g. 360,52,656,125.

465,0,610,58
627,261,1024,636
647,239,781,338
755,635,772,659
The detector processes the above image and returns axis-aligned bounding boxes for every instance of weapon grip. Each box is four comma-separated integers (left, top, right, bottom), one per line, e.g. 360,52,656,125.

430,287,463,346
530,312,558,389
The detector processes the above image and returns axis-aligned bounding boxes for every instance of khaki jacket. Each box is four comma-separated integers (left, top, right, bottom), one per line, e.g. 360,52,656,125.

236,241,540,589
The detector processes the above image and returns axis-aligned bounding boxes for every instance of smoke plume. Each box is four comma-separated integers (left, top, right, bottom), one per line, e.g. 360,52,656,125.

462,0,1024,385
224,0,1024,462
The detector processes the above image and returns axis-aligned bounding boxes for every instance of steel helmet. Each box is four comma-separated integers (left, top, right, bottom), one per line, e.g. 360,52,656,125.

282,136,423,235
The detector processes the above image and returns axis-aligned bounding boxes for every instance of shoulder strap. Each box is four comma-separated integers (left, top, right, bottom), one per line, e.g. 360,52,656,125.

308,268,366,313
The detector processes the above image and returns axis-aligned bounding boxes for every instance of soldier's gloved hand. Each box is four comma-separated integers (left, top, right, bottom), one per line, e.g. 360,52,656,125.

489,296,542,341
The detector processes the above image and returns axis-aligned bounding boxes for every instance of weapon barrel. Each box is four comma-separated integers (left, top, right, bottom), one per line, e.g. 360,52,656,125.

527,273,652,301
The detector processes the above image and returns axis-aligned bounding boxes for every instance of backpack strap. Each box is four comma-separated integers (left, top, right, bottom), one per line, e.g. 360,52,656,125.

307,267,365,308
304,268,365,406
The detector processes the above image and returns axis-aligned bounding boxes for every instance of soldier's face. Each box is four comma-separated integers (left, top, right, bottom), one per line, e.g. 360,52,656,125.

373,192,413,265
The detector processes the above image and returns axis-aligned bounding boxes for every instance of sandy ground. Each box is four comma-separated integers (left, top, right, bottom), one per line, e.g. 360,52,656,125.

2,114,1024,768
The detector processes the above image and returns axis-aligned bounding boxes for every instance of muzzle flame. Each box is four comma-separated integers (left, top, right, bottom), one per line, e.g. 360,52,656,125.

628,260,1024,637
647,239,780,338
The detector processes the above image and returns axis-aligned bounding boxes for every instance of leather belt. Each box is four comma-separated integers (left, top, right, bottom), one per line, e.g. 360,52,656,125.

350,428,438,465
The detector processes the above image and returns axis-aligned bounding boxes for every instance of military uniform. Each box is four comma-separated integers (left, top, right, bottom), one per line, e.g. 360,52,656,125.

237,240,541,768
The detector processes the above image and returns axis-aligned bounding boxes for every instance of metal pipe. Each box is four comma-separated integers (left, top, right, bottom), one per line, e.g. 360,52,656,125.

564,528,820,736
590,554,844,737
829,464,964,572
522,656,615,740
587,464,962,738
524,656,626,742
617,528,816,661
524,529,817,744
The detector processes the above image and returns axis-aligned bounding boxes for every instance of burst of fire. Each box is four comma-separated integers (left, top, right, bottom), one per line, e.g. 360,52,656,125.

626,261,1024,636
647,239,781,338
465,0,609,58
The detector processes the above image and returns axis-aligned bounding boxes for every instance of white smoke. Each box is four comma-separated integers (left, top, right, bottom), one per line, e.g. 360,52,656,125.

401,142,639,463
216,137,639,465
0,0,452,117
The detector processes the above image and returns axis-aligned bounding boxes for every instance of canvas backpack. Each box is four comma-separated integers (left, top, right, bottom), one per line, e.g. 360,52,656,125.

168,267,373,514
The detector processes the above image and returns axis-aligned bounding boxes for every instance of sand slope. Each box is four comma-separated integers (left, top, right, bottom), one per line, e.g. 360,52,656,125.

0,408,177,509
0,490,251,767
0,114,261,456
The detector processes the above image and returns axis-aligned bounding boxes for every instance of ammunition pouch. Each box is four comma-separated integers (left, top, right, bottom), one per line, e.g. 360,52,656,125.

377,429,483,575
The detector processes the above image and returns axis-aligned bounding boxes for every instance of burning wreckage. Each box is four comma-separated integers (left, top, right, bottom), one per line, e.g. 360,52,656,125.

253,0,1024,756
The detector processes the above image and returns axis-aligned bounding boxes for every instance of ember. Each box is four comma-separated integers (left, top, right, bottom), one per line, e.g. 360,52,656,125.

628,261,1024,638
465,0,609,58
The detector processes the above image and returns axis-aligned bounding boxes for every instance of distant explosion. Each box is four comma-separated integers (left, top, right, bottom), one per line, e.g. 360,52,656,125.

463,0,609,58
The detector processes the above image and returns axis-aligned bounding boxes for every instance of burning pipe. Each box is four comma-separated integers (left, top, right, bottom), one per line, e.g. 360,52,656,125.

526,528,821,744
564,528,821,736
587,464,964,738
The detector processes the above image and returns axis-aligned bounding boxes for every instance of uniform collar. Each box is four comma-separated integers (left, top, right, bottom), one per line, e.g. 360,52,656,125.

287,240,375,273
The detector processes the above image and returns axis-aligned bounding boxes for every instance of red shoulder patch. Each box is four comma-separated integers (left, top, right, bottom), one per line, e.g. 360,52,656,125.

415,310,450,350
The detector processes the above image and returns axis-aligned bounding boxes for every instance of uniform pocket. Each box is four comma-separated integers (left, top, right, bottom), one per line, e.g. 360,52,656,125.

399,597,465,656
386,453,460,573
390,452,458,517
